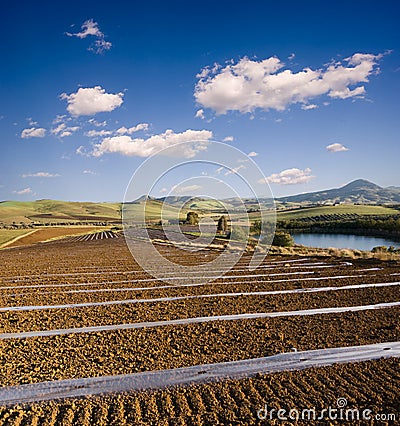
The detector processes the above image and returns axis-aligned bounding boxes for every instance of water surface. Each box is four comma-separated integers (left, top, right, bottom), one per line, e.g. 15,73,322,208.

293,233,400,251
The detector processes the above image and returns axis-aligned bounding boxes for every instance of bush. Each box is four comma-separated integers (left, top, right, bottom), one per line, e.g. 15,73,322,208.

272,231,294,247
251,220,275,236
251,220,262,234
229,226,248,241
371,246,388,253
186,211,199,225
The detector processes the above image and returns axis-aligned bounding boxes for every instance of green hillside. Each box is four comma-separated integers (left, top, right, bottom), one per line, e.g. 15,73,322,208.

0,200,121,224
123,199,187,222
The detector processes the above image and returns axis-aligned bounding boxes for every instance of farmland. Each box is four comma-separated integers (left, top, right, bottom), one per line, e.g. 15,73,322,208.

2,199,398,224
0,200,121,225
0,233,399,424
0,229,33,246
0,199,189,227
0,227,118,249
275,204,399,220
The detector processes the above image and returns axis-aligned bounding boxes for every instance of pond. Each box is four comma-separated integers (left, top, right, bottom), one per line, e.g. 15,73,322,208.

292,233,400,251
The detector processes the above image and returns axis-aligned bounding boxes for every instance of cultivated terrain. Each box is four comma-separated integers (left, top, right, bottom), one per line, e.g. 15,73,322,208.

0,233,398,424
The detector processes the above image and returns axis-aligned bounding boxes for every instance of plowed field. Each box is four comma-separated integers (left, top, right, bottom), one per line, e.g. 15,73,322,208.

0,235,399,425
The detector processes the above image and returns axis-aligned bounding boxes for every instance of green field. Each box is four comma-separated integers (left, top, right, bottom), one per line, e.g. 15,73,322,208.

124,200,187,222
183,199,229,211
276,204,399,220
0,229,34,246
0,200,121,224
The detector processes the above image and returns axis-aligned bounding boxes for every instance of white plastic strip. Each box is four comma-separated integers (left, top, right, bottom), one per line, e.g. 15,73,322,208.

1,301,399,340
0,260,335,281
0,266,310,282
1,281,399,313
1,273,375,295
0,341,398,405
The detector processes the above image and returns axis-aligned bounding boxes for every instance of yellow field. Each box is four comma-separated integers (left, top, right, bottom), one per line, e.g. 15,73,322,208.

0,229,33,246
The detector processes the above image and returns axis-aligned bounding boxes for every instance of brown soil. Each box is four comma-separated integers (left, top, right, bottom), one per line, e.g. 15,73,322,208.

5,227,105,248
0,236,399,424
0,358,398,425
0,309,399,387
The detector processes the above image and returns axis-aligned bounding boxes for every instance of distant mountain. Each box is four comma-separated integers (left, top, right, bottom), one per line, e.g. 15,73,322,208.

277,179,400,205
129,195,155,204
133,179,400,209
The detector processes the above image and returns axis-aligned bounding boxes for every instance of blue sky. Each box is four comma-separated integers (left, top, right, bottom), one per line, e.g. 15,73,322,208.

1,0,399,201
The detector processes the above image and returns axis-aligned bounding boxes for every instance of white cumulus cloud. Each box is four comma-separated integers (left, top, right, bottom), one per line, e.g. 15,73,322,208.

86,129,113,137
248,151,258,157
66,19,112,54
21,127,46,139
13,187,32,195
301,104,318,110
90,39,112,54
195,109,205,119
195,53,384,114
223,136,234,142
22,172,60,178
261,168,315,185
67,19,103,38
116,123,149,135
92,129,213,158
61,86,124,116
51,122,80,138
326,143,349,152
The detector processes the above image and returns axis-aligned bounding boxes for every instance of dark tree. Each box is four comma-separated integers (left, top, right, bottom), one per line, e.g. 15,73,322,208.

217,215,228,233
272,231,294,247
186,211,199,225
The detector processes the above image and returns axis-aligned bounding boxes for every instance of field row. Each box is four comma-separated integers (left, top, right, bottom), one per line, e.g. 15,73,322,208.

0,357,398,425
1,308,399,387
1,285,399,334
4,228,110,249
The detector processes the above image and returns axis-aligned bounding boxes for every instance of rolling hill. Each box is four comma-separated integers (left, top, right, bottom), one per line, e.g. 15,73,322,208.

0,199,188,225
1,180,399,225
0,200,121,225
156,180,400,208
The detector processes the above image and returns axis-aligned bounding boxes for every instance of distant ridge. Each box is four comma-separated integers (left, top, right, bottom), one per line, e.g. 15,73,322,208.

130,195,155,204
150,179,400,206
277,179,400,204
